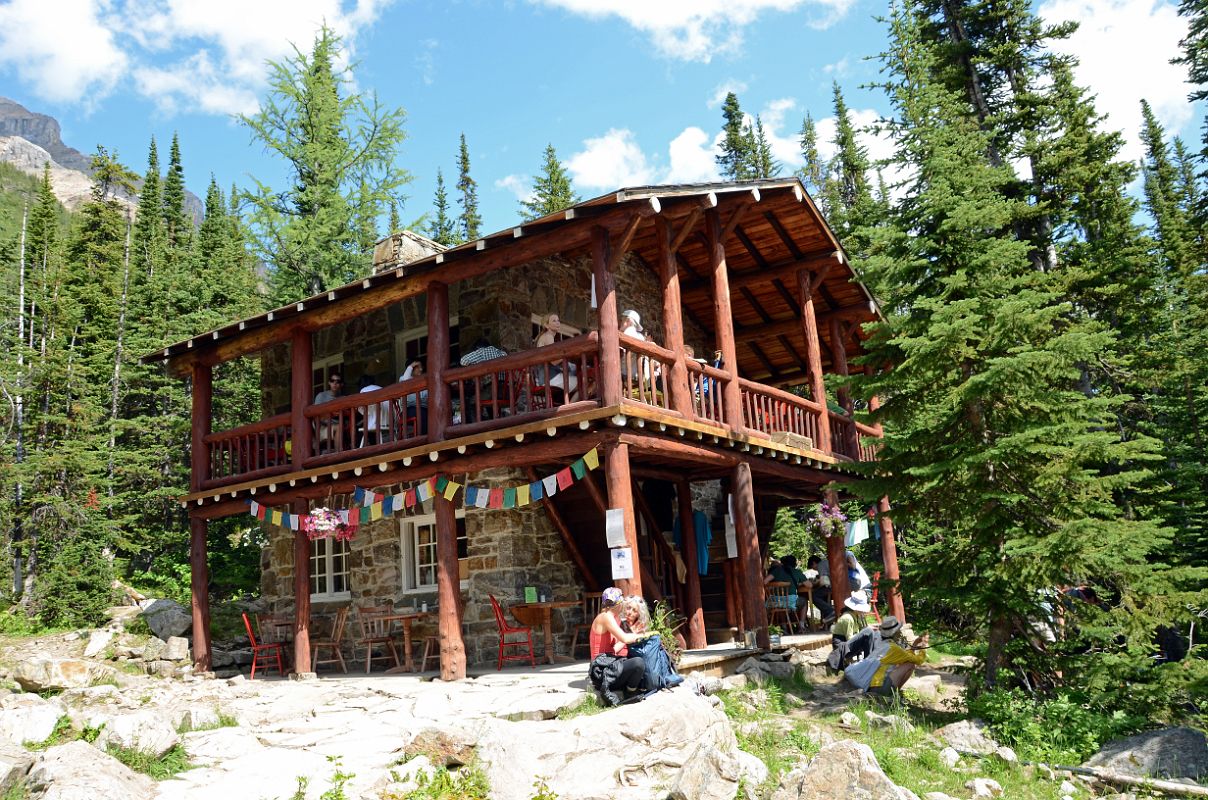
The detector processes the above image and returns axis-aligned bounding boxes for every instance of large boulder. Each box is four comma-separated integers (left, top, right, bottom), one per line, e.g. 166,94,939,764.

25,740,155,800
935,719,999,755
770,739,919,800
0,693,63,745
476,690,740,800
1083,726,1208,781
0,738,33,794
138,599,191,640
11,659,111,693
92,710,180,757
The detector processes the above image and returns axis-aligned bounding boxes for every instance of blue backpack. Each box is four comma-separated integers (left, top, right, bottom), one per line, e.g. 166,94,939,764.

627,634,684,691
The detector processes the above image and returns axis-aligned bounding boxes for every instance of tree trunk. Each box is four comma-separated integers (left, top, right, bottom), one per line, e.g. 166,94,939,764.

107,213,133,496
12,205,27,597
984,612,1013,689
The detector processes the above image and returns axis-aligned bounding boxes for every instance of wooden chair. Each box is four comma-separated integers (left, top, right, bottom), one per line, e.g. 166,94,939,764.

420,635,441,671
765,581,796,632
242,613,285,679
870,571,883,623
489,595,535,670
570,592,604,659
356,605,400,673
311,606,349,674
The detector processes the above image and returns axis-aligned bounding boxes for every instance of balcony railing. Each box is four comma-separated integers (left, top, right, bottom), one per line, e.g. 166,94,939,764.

198,331,879,487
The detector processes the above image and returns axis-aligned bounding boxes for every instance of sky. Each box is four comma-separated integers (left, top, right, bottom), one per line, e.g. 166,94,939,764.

0,0,1199,234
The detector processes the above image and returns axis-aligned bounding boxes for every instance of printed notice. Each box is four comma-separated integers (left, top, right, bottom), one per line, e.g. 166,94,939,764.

725,514,738,559
605,508,627,548
610,547,634,579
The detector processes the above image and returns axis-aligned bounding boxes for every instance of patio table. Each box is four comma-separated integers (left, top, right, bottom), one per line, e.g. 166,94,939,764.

379,610,433,673
510,600,579,664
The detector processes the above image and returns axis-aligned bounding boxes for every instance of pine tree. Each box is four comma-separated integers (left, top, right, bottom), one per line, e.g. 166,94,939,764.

241,25,410,300
749,116,780,179
797,114,826,203
162,133,190,251
426,169,457,246
132,137,166,282
456,133,481,242
716,92,752,180
520,144,579,221
388,199,401,235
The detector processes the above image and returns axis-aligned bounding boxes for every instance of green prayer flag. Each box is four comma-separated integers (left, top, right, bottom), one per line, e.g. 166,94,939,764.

503,487,516,508
571,459,586,479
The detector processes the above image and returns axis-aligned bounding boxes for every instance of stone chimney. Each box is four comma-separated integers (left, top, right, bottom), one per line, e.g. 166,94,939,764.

371,230,447,274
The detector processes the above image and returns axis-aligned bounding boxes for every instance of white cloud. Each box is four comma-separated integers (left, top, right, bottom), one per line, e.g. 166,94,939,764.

757,97,804,171
531,0,853,62
495,173,534,203
1039,0,1192,159
0,0,128,105
666,127,721,182
708,80,749,108
567,128,656,190
0,0,395,114
415,39,439,86
823,56,850,76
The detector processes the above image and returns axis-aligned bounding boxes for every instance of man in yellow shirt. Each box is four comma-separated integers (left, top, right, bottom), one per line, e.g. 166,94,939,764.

867,616,929,698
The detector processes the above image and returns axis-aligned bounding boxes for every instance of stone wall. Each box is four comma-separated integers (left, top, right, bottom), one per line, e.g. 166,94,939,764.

258,467,587,668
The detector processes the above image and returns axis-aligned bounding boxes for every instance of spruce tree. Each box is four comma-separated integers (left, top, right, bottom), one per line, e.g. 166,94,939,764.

162,133,190,251
426,169,456,246
749,116,780,179
242,25,410,300
132,137,166,282
716,92,752,180
456,133,481,242
797,114,826,204
520,144,579,221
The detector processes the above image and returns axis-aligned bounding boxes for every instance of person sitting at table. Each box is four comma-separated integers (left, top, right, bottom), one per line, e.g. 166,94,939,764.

460,337,508,422
831,589,872,647
314,372,344,453
765,554,810,634
532,313,577,402
398,361,430,435
803,554,835,624
589,587,648,706
357,374,392,446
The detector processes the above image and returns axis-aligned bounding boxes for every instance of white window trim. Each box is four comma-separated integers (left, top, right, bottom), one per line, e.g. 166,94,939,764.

309,536,352,602
394,315,460,376
399,507,469,595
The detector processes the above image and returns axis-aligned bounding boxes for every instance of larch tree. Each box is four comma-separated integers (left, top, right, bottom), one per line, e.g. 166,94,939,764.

241,25,410,301
456,133,481,242
520,144,579,221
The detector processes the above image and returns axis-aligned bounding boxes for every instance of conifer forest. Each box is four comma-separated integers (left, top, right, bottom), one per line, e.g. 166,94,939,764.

0,4,1205,733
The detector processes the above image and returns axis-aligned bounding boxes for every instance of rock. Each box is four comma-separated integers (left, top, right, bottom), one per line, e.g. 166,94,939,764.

174,705,220,733
26,740,155,800
83,631,113,659
761,652,789,662
737,657,770,677
994,745,1017,763
143,660,177,678
784,692,806,708
839,711,861,728
1059,779,1078,795
1083,726,1208,780
935,719,999,755
94,709,180,757
0,738,33,794
939,747,960,768
865,710,915,732
182,727,263,766
770,740,918,799
923,794,958,800
0,693,63,745
209,648,236,669
764,661,797,680
12,658,110,692
163,637,190,662
668,739,743,800
403,724,478,767
140,638,166,662
965,777,1004,797
374,753,435,796
723,674,750,690
735,748,769,788
688,675,724,696
138,598,192,640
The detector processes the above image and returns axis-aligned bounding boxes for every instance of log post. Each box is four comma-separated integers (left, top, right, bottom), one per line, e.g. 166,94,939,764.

677,481,706,649
292,498,312,675
829,317,860,458
435,494,466,680
868,390,906,621
796,269,832,454
290,330,312,468
603,441,641,596
824,488,851,612
188,515,212,672
592,227,622,407
732,462,768,648
706,208,743,431
658,217,692,417
190,363,212,491
427,282,450,441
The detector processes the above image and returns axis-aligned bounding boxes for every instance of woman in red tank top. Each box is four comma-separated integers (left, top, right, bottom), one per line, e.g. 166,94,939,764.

589,588,649,704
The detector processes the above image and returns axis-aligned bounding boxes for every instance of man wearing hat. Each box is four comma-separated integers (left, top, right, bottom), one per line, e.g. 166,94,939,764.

842,615,929,698
831,590,871,647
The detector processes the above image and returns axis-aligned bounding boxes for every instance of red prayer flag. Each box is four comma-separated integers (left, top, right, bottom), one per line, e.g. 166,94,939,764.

556,467,573,490
405,488,417,508
489,488,504,509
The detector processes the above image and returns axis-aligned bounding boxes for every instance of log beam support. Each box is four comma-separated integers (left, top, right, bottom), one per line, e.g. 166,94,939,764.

797,269,832,453
732,462,768,648
189,516,212,672
190,364,212,491
290,330,312,469
706,208,743,431
658,217,692,417
593,227,622,407
824,488,851,612
292,498,312,675
603,441,641,596
677,480,706,649
435,494,467,680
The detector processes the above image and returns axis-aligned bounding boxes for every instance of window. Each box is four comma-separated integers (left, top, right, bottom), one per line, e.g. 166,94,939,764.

395,318,460,377
312,355,344,399
529,313,581,341
310,537,351,600
400,509,468,591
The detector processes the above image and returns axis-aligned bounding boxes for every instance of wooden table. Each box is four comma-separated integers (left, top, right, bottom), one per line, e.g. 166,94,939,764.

510,601,579,664
380,610,433,673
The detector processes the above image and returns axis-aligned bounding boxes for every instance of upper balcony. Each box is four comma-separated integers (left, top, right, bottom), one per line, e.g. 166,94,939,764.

147,180,885,501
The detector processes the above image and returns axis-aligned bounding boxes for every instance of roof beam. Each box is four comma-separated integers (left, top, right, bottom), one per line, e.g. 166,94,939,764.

682,250,840,302
733,302,877,345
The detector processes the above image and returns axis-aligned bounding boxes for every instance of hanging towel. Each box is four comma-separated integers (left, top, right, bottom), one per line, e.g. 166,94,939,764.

845,518,870,547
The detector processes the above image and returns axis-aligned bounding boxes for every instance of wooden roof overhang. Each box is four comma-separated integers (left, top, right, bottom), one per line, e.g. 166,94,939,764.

180,403,856,520
144,179,882,387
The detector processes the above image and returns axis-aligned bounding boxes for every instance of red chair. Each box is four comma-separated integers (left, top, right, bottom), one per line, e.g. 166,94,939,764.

489,595,536,670
242,613,285,679
870,571,883,623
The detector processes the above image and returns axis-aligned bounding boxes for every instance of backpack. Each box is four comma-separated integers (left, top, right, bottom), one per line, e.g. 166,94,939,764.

627,634,684,692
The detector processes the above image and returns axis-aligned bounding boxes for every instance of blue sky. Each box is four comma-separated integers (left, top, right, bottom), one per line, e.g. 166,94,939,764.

0,0,1198,233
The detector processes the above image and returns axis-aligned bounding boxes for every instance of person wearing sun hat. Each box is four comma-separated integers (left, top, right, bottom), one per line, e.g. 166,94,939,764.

588,586,650,705
843,615,930,697
831,589,872,646
620,309,645,341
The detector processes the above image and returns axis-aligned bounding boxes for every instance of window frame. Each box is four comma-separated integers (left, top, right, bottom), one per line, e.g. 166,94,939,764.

309,535,352,602
399,507,469,594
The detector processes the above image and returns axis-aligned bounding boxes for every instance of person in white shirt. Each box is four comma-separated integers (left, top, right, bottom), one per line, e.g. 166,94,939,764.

357,374,391,445
620,309,645,341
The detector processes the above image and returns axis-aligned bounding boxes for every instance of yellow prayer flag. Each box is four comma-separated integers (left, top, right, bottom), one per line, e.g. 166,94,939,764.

370,502,382,521
584,447,600,470
443,480,460,501
517,484,530,506
272,510,283,526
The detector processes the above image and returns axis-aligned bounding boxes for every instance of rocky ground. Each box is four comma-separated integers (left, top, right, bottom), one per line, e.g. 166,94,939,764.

0,605,1202,800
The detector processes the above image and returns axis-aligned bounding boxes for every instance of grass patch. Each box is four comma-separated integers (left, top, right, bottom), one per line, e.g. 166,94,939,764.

176,711,239,734
106,742,193,780
381,759,492,800
23,716,74,750
715,677,821,790
1,781,27,800
555,693,606,720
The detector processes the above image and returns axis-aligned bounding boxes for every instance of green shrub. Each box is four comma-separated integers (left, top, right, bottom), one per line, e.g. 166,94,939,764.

106,742,192,779
0,609,61,638
967,689,1143,763
32,536,114,629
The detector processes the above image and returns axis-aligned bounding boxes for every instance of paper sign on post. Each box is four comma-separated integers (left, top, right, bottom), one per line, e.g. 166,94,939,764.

725,514,738,559
605,508,627,548
610,547,634,579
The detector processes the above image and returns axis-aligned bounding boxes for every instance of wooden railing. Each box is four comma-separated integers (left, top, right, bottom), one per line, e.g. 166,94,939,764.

618,337,675,415
203,413,292,486
685,360,728,427
303,375,430,466
445,333,600,436
738,379,824,446
856,422,881,461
